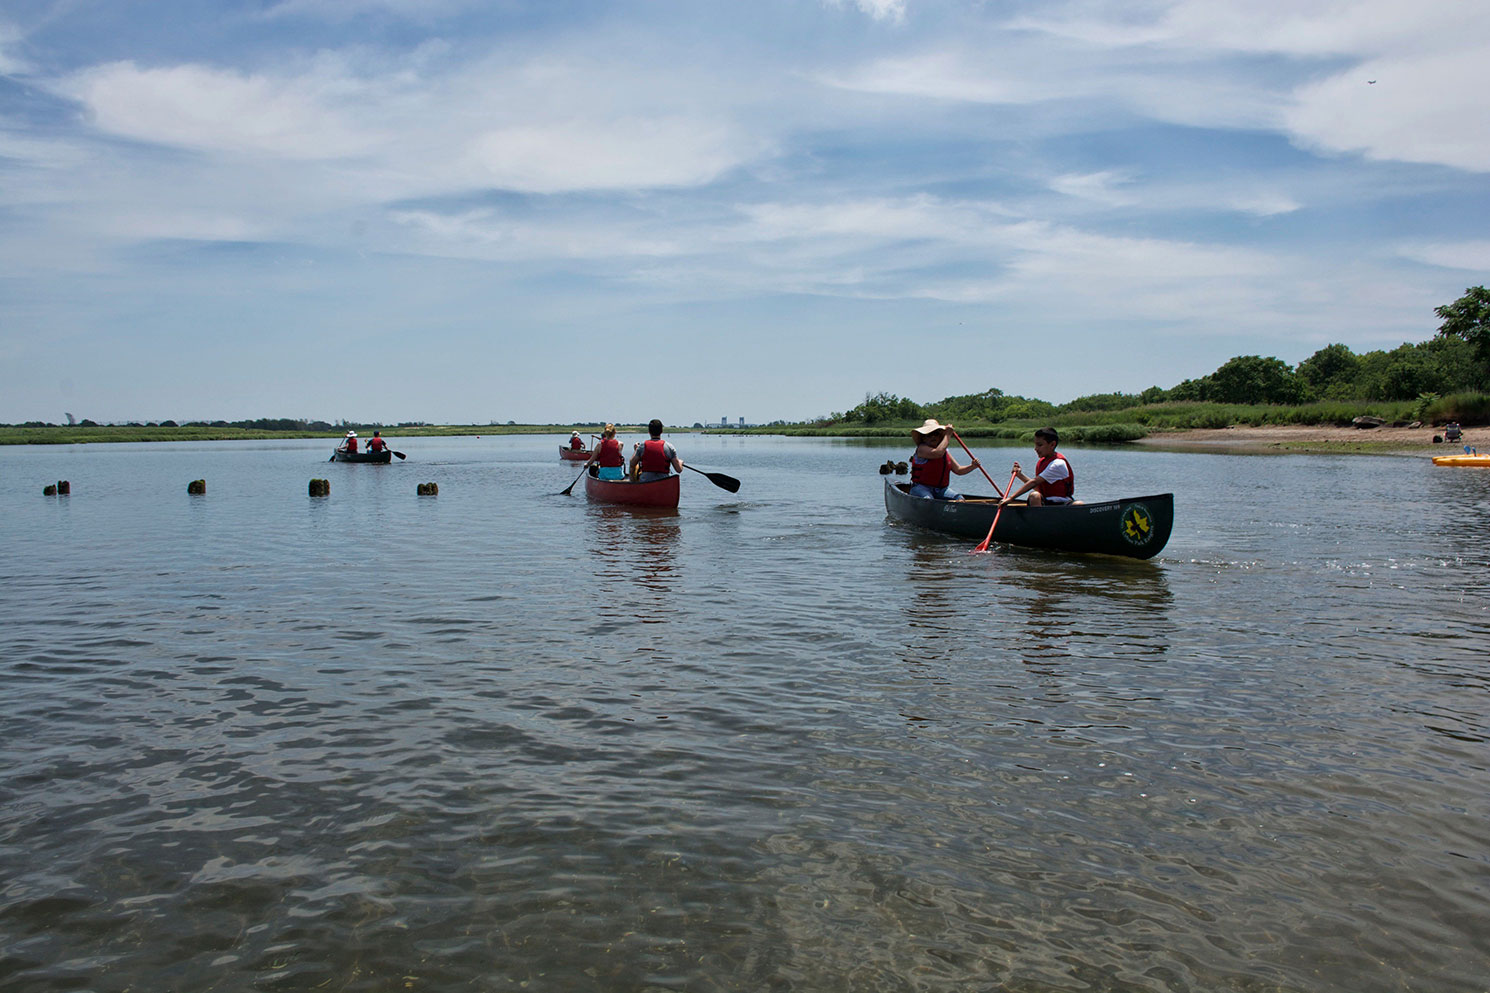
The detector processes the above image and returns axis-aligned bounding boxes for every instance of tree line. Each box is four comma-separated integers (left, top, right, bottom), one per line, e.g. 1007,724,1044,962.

826,287,1490,424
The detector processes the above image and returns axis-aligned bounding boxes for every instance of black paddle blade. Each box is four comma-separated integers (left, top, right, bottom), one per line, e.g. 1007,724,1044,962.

392,450,407,460
707,471,741,493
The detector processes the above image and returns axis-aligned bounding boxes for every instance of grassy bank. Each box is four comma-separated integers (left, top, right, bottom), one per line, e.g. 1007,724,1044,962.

0,424,642,446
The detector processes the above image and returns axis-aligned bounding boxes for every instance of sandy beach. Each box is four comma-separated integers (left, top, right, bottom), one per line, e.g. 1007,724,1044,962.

1135,423,1473,456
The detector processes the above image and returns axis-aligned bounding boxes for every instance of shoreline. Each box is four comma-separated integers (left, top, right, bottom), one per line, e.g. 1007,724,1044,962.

1134,424,1468,456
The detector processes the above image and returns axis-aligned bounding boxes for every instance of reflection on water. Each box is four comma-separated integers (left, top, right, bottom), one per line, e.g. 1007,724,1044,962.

1,436,1488,993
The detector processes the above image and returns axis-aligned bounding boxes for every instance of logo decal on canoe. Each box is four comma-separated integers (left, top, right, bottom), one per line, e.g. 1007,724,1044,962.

1120,503,1153,546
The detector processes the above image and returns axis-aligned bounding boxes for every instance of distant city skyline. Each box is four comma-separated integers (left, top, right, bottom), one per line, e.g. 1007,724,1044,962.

3,0,1488,426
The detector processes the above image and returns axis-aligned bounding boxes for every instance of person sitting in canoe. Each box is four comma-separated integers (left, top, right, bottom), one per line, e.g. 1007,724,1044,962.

339,430,358,454
1002,427,1074,506
365,430,388,454
908,418,980,500
589,423,627,480
630,419,683,482
569,431,586,451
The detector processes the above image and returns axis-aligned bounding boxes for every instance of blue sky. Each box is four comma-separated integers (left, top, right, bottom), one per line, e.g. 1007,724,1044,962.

2,0,1488,426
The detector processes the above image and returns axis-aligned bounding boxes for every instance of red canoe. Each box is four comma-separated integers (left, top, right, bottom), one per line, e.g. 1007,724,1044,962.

584,473,680,508
559,446,592,461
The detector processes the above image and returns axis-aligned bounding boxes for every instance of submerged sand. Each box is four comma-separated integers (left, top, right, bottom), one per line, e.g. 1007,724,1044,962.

1134,424,1475,456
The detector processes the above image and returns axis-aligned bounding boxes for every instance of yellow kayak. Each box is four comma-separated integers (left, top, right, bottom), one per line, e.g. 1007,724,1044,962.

1432,453,1490,467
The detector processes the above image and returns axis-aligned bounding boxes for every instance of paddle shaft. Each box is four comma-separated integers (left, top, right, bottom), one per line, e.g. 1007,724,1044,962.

948,429,1005,498
973,470,1020,553
560,461,591,495
682,463,741,493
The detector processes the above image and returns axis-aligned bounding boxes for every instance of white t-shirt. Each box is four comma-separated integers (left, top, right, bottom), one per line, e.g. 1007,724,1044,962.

1038,455,1070,485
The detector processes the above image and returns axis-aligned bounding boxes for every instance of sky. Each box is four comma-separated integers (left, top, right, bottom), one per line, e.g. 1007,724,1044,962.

2,0,1489,427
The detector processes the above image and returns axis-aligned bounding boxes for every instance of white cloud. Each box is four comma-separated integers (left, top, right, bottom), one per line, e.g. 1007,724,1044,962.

1225,192,1301,217
861,1,1490,173
1397,241,1490,272
819,51,1043,104
53,52,770,196
0,21,29,75
1049,171,1136,206
263,0,482,20
824,0,907,24
461,117,760,193
60,60,381,160
1286,49,1490,172
819,45,1283,134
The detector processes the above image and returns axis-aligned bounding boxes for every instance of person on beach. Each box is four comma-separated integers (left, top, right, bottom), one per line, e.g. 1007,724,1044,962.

569,431,586,451
365,430,388,454
908,418,980,500
629,419,683,482
340,430,358,454
1002,427,1074,506
588,424,627,480
1445,421,1462,444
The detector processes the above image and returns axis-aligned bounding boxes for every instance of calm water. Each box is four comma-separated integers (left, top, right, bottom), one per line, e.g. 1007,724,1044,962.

2,434,1487,993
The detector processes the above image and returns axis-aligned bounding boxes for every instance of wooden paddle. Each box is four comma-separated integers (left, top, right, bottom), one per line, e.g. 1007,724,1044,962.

948,428,1006,498
972,470,1020,554
682,464,741,493
559,459,592,496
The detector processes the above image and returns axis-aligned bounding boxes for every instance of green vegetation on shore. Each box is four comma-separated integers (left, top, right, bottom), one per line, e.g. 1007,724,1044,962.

719,289,1490,443
0,422,640,446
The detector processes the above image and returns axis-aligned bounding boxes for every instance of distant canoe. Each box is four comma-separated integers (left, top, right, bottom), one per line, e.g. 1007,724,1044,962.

560,446,593,461
1432,453,1490,467
884,479,1172,559
331,448,392,463
584,472,680,508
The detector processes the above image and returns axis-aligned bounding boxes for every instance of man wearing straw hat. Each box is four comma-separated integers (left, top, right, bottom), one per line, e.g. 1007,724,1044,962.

908,419,981,500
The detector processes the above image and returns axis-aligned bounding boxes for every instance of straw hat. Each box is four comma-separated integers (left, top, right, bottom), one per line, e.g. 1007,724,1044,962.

346,431,357,438
911,418,948,439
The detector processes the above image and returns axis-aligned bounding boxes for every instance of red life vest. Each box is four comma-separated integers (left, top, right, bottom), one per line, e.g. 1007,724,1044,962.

344,437,358,453
367,437,386,452
597,437,624,467
570,436,585,450
910,453,950,488
1034,452,1074,499
640,438,671,473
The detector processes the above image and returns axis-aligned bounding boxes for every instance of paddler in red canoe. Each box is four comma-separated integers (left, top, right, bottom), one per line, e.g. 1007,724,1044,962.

629,419,683,482
587,424,627,480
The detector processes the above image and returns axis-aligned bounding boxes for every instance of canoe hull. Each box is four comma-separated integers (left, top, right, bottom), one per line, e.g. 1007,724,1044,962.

884,480,1172,559
584,473,680,508
331,449,392,463
560,446,593,461
1432,454,1490,467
